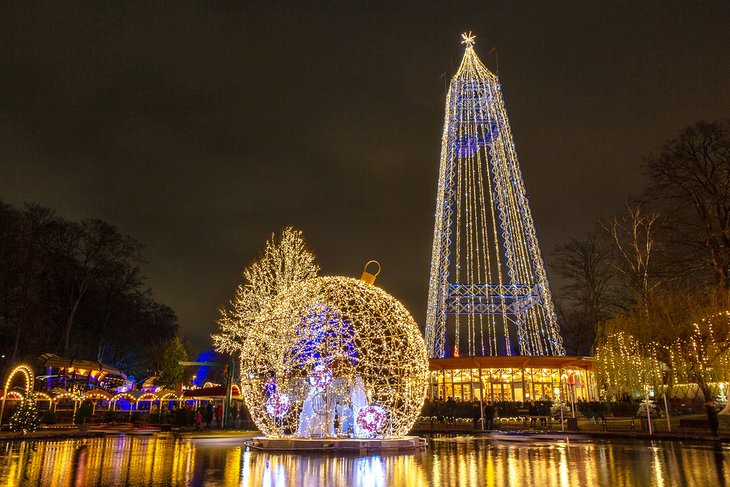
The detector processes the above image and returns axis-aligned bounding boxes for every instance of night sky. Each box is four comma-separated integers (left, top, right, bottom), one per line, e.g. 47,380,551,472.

2,2,729,350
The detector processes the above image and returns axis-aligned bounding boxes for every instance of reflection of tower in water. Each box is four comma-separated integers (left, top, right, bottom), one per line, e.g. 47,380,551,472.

425,33,565,358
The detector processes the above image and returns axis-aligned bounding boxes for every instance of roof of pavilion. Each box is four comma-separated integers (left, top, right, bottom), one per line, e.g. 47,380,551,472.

429,355,593,371
182,385,241,399
38,353,128,379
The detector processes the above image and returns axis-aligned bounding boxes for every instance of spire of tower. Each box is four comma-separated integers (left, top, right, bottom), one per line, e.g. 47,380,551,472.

455,32,496,81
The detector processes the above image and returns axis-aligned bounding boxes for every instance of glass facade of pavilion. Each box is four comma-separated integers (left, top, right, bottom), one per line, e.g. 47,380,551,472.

428,356,596,403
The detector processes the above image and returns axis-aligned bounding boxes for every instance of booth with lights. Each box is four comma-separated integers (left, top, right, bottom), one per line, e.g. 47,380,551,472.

427,356,596,403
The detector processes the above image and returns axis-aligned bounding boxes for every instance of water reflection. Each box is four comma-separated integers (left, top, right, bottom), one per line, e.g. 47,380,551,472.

0,435,727,486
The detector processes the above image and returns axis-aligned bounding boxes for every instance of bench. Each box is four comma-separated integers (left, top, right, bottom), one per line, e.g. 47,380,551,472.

522,415,552,429
678,419,710,429
601,415,636,431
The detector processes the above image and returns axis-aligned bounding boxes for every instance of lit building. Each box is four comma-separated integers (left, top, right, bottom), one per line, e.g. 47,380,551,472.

429,356,596,402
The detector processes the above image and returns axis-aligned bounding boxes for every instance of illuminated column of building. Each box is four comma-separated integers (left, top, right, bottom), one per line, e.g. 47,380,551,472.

425,33,564,358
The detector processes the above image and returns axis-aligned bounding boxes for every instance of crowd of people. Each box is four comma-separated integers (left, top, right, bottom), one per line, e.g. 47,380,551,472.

152,402,244,429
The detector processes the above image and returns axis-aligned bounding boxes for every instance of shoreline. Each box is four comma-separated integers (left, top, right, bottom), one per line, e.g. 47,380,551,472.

0,426,727,445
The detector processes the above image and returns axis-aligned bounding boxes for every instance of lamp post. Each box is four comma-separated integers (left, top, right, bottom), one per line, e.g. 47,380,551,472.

473,381,484,430
644,385,653,435
554,387,564,432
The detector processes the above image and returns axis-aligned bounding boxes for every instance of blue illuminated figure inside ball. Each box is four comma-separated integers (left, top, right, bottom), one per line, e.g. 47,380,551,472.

290,304,357,367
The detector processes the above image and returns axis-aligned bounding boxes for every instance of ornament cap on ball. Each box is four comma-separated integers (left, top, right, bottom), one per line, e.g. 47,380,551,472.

360,260,381,285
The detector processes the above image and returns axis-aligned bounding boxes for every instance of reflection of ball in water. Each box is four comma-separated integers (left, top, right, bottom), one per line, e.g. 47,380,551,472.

240,276,429,438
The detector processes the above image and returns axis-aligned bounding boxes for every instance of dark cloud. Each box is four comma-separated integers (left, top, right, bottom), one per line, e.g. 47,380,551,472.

2,2,729,349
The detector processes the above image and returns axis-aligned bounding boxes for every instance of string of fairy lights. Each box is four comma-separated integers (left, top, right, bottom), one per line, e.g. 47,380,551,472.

596,312,730,398
426,33,564,358
1,364,39,432
213,227,320,356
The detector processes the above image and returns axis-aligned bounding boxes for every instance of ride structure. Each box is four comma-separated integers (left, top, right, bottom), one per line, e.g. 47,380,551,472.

425,33,565,359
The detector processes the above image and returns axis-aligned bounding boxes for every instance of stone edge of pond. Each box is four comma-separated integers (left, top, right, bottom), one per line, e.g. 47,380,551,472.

1,429,727,444
0,428,264,442
414,429,730,444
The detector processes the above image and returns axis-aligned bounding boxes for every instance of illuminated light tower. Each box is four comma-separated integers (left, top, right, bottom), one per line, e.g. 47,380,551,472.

425,33,565,358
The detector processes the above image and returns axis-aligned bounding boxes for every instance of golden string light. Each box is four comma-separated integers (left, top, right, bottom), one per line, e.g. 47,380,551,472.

213,227,320,356
4,364,34,396
0,364,35,427
596,311,730,398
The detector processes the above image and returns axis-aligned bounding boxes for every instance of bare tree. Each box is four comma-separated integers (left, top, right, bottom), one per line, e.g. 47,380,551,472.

50,219,144,357
645,120,730,288
552,233,621,354
0,203,57,373
602,203,666,305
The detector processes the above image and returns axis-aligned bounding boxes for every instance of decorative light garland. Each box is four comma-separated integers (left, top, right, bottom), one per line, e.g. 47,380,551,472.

0,364,35,428
4,364,34,396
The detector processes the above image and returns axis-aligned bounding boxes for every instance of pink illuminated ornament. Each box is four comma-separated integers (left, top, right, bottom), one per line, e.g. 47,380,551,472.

309,364,333,390
357,405,387,435
265,392,290,418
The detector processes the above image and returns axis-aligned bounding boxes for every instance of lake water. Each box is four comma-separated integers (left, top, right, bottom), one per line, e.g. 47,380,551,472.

1,434,728,486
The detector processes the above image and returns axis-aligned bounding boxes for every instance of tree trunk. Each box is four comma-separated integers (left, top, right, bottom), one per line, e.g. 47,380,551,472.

697,377,713,403
62,297,81,357
2,323,21,378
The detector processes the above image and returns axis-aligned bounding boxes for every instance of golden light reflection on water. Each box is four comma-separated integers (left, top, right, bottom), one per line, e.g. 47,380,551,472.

0,436,727,487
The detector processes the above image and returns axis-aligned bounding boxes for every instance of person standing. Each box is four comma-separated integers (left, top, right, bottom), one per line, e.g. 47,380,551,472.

194,409,203,430
472,402,480,429
231,405,239,429
528,400,538,428
214,404,223,428
205,402,214,428
706,400,720,437
484,401,495,430
538,402,547,428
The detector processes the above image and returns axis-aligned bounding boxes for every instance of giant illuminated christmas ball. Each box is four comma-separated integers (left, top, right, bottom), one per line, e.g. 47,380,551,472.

239,276,429,438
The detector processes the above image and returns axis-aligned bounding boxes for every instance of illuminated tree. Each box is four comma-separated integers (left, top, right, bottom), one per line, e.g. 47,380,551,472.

595,331,665,399
9,398,40,433
595,289,730,401
667,313,730,400
213,227,319,355
158,336,188,389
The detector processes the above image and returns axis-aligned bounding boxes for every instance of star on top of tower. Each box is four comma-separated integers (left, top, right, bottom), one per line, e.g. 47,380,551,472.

461,31,476,48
